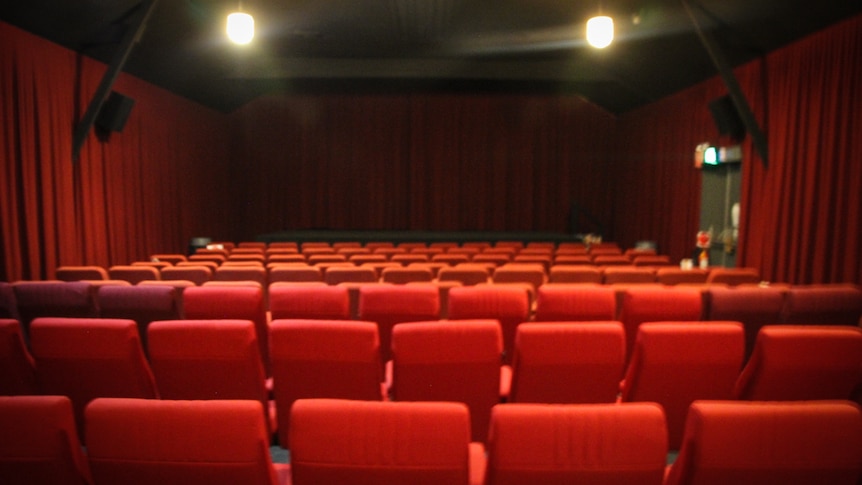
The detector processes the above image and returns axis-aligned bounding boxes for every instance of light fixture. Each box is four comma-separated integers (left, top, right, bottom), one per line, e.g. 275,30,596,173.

586,15,614,48
226,4,254,45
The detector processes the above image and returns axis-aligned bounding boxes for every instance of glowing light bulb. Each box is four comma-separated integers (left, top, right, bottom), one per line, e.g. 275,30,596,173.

227,12,254,45
586,15,614,48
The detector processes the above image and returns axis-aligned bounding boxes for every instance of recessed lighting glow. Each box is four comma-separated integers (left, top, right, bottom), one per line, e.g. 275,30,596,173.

586,16,614,48
227,12,254,45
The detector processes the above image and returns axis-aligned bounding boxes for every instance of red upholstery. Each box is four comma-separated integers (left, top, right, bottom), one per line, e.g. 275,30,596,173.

0,319,37,395
381,267,434,284
0,282,18,319
29,318,158,437
492,264,547,290
107,265,160,284
734,325,862,400
212,265,267,285
12,281,96,339
655,268,710,285
0,395,92,485
56,266,108,281
447,285,530,365
707,286,785,361
358,284,440,365
486,402,667,485
618,287,703,366
182,285,269,374
602,266,657,284
704,267,760,286
509,322,625,404
289,399,475,485
96,285,179,354
437,264,492,286
86,398,289,485
391,319,502,442
269,283,351,320
665,400,862,485
268,265,324,283
534,284,616,321
149,253,187,265
269,319,384,445
619,321,744,449
159,265,213,285
147,319,273,435
323,266,378,285
781,284,862,325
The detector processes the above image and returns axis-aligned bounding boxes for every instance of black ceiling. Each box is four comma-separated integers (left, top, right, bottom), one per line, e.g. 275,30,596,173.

2,0,860,114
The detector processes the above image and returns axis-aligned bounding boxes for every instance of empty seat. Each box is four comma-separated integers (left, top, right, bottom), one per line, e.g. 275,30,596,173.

182,285,270,375
707,286,785,361
438,264,492,286
107,265,160,284
656,268,710,285
381,266,434,284
12,281,96,340
602,266,657,284
269,320,384,445
160,265,212,285
508,322,625,404
95,285,180,354
492,264,547,291
0,319,37,395
85,398,289,485
390,319,503,441
213,265,267,286
618,287,703,366
447,285,530,365
486,402,667,485
147,319,273,435
632,255,672,266
781,284,862,325
56,266,108,281
269,283,351,320
704,267,760,285
534,284,617,321
149,253,187,265
289,399,480,485
734,325,862,401
620,321,744,449
29,317,158,436
665,400,862,485
323,266,378,285
0,395,93,485
548,265,602,283
391,253,430,265
268,265,323,283
592,255,631,266
357,284,440,365
0,282,18,319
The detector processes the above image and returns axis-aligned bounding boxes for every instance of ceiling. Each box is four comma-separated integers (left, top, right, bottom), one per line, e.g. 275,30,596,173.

2,0,860,114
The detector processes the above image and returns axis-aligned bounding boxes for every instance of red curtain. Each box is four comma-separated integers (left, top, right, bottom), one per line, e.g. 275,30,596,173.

230,94,616,238
1,22,233,281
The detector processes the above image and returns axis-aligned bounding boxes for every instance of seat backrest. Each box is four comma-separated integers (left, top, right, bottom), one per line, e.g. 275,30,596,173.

548,265,602,284
781,284,862,325
0,395,92,485
0,282,18,320
734,325,862,401
357,284,440,365
447,285,530,365
323,266,378,285
212,266,267,286
391,319,502,441
492,264,547,290
486,402,667,485
147,319,268,405
107,265,160,284
665,400,862,485
269,320,383,445
707,286,785,361
0,319,37,395
656,268,710,285
56,266,108,281
509,322,625,404
381,267,434,284
269,283,351,320
705,267,760,286
534,284,616,321
437,265,491,286
268,264,323,283
289,399,472,485
160,265,212,285
620,321,744,449
85,398,284,485
618,287,703,366
12,281,96,339
182,285,269,374
29,318,158,437
602,266,657,284
96,285,179,354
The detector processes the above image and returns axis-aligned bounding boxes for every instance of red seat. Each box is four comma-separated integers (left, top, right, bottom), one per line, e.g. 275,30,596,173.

734,325,862,401
95,285,180,354
269,319,384,445
160,265,212,285
447,285,530,365
781,284,862,325
85,398,289,485
357,284,440,366
508,322,625,404
0,395,92,485
707,286,785,361
704,267,760,286
620,321,744,449
56,266,108,281
269,283,351,320
665,400,862,485
0,319,36,395
534,284,616,321
182,285,269,375
107,265,160,284
486,402,667,485
289,399,481,485
548,265,602,283
391,319,503,442
29,318,158,438
618,287,703,366
12,281,96,340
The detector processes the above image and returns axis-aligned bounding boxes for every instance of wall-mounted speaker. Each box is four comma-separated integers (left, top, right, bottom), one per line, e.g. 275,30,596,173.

708,95,745,140
96,91,135,133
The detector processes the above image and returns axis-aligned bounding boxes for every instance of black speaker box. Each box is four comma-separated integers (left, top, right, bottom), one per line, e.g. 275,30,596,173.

708,95,745,140
96,91,135,133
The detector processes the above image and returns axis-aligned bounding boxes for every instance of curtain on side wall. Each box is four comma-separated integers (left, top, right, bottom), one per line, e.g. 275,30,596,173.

230,94,616,239
0,22,233,281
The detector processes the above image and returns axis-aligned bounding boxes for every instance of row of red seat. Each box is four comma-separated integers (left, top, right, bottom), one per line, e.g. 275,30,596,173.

3,315,861,448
